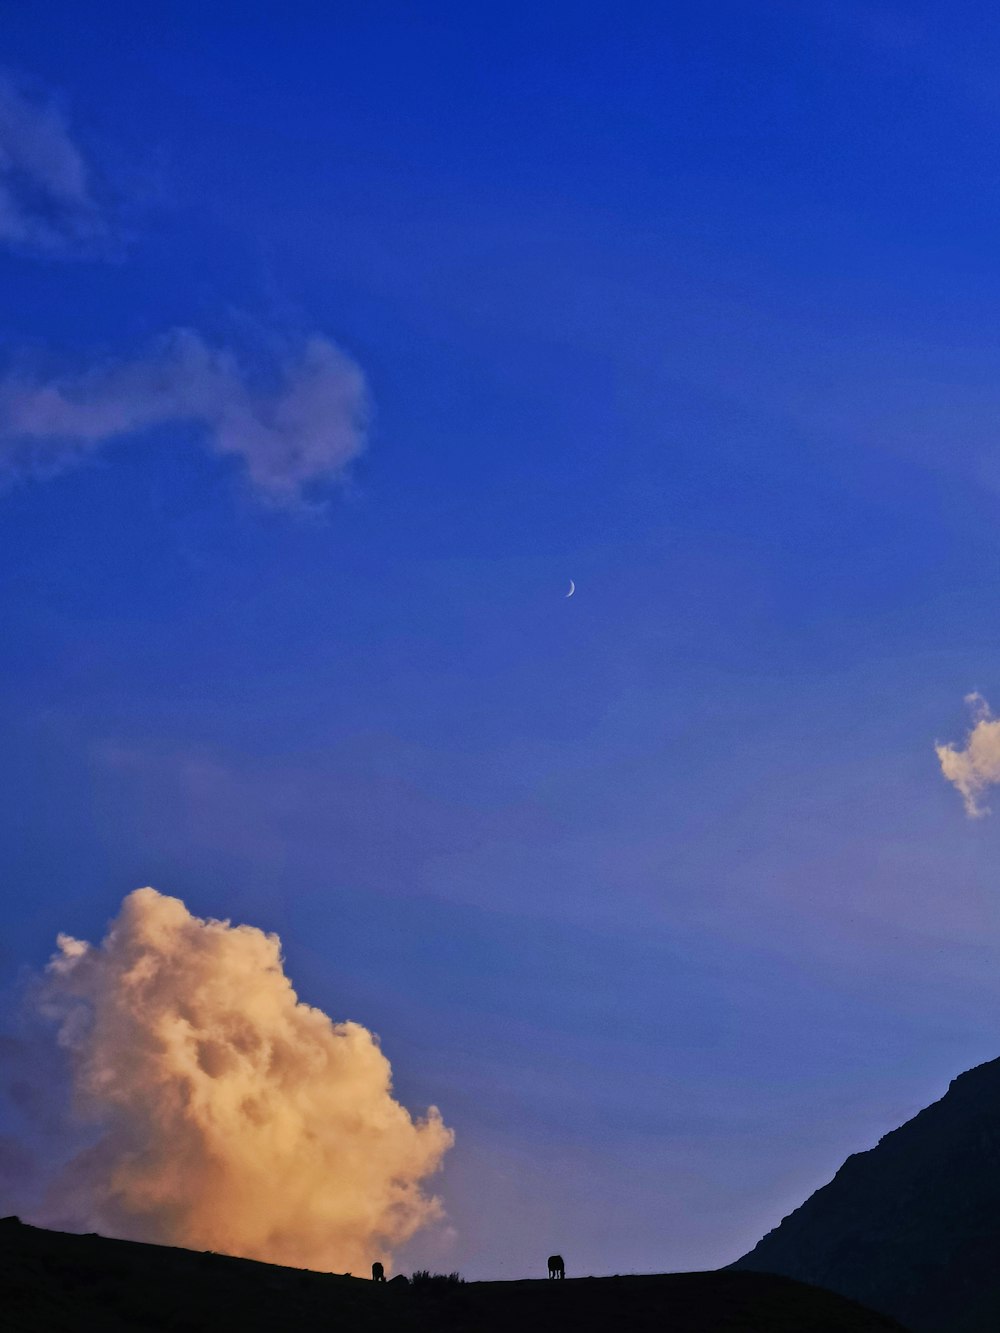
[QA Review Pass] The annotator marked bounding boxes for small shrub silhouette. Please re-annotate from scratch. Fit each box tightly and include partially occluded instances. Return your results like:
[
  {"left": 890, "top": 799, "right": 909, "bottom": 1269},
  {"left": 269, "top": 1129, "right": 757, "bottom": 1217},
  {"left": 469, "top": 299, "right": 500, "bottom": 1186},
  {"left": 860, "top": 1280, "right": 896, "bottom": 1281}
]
[{"left": 410, "top": 1270, "right": 465, "bottom": 1288}]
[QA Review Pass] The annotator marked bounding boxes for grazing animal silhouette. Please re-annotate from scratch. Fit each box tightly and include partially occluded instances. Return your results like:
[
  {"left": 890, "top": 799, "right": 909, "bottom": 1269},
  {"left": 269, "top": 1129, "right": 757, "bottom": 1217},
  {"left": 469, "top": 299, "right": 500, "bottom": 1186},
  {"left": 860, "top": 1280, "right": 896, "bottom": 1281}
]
[
  {"left": 371, "top": 1261, "right": 385, "bottom": 1282},
  {"left": 547, "top": 1254, "right": 565, "bottom": 1280}
]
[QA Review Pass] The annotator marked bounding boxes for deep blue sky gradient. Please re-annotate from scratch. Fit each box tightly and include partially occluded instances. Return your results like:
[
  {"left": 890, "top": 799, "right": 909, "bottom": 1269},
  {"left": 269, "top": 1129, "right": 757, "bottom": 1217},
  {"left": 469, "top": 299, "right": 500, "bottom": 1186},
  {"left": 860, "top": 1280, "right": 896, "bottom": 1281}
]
[{"left": 4, "top": 0, "right": 1000, "bottom": 1276}]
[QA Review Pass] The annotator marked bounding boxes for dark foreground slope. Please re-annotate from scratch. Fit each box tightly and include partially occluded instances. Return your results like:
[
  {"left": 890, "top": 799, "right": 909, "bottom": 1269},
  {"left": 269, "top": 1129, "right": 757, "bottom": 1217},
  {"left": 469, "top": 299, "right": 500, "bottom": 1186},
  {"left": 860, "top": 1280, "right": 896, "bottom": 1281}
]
[
  {"left": 733, "top": 1056, "right": 1000, "bottom": 1333},
  {"left": 0, "top": 1217, "right": 904, "bottom": 1332}
]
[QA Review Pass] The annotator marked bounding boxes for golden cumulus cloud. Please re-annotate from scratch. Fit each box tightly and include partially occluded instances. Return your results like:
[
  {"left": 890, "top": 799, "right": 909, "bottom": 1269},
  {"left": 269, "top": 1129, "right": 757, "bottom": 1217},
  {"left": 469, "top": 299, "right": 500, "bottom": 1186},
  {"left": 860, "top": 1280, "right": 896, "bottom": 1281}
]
[{"left": 36, "top": 888, "right": 453, "bottom": 1273}]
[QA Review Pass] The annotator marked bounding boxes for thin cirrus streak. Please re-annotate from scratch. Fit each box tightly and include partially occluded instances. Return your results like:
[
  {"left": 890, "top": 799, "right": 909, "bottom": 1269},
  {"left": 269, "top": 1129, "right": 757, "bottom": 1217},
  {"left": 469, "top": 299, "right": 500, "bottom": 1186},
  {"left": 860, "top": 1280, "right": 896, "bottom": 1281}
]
[
  {"left": 0, "top": 75, "right": 106, "bottom": 254},
  {"left": 33, "top": 888, "right": 453, "bottom": 1274}
]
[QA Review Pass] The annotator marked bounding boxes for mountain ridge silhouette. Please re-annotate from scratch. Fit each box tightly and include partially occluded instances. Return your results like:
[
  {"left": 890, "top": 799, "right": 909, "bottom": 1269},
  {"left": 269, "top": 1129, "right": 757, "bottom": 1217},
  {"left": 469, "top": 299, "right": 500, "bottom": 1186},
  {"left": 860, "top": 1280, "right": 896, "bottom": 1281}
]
[{"left": 733, "top": 1055, "right": 1000, "bottom": 1333}]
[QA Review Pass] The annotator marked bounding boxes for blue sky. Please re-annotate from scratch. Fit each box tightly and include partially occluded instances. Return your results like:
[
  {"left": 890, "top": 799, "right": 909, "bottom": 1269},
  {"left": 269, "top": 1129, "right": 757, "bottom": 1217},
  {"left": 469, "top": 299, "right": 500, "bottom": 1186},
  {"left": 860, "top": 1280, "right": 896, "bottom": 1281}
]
[{"left": 4, "top": 0, "right": 1000, "bottom": 1278}]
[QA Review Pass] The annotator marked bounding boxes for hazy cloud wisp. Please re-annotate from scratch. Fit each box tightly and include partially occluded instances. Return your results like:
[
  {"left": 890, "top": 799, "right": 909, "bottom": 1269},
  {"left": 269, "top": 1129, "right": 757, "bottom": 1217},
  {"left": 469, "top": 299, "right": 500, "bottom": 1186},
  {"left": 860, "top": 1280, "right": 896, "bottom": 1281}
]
[
  {"left": 935, "top": 692, "right": 1000, "bottom": 818},
  {"left": 34, "top": 888, "right": 453, "bottom": 1272},
  {"left": 0, "top": 330, "right": 369, "bottom": 504},
  {"left": 0, "top": 77, "right": 105, "bottom": 253}
]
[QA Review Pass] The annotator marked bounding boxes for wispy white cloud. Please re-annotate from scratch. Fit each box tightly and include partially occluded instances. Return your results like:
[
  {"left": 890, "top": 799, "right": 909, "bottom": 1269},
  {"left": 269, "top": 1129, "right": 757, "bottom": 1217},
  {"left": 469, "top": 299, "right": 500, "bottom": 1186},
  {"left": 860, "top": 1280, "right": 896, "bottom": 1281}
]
[
  {"left": 935, "top": 692, "right": 1000, "bottom": 817},
  {"left": 0, "top": 330, "right": 369, "bottom": 505},
  {"left": 0, "top": 75, "right": 105, "bottom": 254}
]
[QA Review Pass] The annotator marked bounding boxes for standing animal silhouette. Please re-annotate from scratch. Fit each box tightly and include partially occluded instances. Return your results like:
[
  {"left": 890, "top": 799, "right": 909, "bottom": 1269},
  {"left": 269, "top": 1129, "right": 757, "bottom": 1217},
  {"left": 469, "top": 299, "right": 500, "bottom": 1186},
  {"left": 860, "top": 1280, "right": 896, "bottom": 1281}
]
[
  {"left": 547, "top": 1254, "right": 565, "bottom": 1280},
  {"left": 371, "top": 1262, "right": 385, "bottom": 1282}
]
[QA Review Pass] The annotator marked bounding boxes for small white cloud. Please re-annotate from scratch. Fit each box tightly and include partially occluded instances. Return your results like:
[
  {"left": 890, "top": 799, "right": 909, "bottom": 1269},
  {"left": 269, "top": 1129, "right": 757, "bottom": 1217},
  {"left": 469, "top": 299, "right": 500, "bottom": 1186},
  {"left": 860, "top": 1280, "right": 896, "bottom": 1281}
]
[
  {"left": 0, "top": 76, "right": 105, "bottom": 254},
  {"left": 935, "top": 692, "right": 1000, "bottom": 818},
  {"left": 0, "top": 330, "right": 369, "bottom": 506}
]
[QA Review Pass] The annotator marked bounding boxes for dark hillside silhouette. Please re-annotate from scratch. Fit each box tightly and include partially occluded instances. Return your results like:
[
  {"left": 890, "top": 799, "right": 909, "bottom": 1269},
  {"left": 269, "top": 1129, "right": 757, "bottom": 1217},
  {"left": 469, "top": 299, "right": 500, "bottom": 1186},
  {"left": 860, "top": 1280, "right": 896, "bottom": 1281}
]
[
  {"left": 0, "top": 1217, "right": 904, "bottom": 1331},
  {"left": 733, "top": 1056, "right": 1000, "bottom": 1333}
]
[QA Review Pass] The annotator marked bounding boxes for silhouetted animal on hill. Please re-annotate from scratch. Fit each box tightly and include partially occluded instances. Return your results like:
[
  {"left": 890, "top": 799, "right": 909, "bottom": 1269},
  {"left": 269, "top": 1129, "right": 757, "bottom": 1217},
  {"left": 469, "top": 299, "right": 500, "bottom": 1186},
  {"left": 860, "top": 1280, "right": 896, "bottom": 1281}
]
[
  {"left": 371, "top": 1261, "right": 385, "bottom": 1282},
  {"left": 548, "top": 1254, "right": 565, "bottom": 1279},
  {"left": 0, "top": 1220, "right": 910, "bottom": 1331}
]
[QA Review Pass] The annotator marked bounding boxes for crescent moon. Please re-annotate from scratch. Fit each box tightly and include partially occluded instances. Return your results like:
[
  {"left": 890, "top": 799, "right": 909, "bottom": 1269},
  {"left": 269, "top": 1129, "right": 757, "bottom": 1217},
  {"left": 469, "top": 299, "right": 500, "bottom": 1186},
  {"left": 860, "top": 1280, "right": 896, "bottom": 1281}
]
[{"left": 566, "top": 580, "right": 575, "bottom": 598}]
